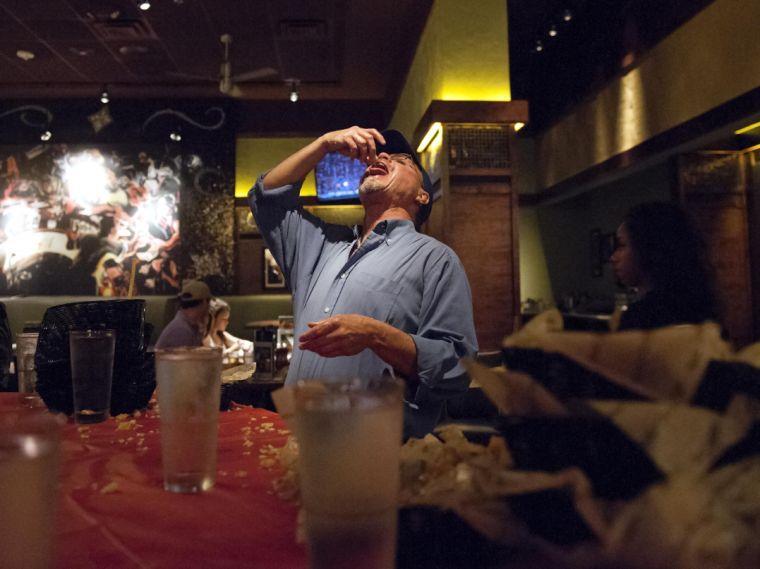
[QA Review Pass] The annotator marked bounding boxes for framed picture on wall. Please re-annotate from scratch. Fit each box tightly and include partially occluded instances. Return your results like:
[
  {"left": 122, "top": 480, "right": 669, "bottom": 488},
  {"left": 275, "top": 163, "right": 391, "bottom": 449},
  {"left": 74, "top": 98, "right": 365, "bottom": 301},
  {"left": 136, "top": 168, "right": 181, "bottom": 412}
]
[
  {"left": 590, "top": 229, "right": 616, "bottom": 278},
  {"left": 236, "top": 206, "right": 259, "bottom": 236},
  {"left": 263, "top": 248, "right": 286, "bottom": 289}
]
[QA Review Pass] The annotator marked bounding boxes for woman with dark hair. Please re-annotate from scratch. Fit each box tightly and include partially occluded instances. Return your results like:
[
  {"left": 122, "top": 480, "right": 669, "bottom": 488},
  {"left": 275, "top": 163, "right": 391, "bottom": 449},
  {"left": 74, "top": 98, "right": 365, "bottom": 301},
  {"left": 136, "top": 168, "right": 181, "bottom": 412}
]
[
  {"left": 203, "top": 298, "right": 253, "bottom": 365},
  {"left": 611, "top": 201, "right": 720, "bottom": 331}
]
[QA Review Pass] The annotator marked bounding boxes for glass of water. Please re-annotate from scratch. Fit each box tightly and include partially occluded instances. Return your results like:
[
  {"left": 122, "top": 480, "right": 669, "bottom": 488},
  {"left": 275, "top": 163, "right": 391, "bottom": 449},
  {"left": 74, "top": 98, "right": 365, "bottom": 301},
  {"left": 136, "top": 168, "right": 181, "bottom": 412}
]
[
  {"left": 69, "top": 329, "right": 116, "bottom": 424},
  {"left": 293, "top": 378, "right": 404, "bottom": 569},
  {"left": 155, "top": 347, "right": 223, "bottom": 493}
]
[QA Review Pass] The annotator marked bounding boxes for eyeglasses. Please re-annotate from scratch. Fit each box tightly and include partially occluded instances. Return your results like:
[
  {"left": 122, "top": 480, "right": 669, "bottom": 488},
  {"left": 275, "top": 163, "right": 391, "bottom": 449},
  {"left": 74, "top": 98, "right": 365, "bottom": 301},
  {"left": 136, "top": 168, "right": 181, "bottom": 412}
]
[{"left": 388, "top": 153, "right": 414, "bottom": 166}]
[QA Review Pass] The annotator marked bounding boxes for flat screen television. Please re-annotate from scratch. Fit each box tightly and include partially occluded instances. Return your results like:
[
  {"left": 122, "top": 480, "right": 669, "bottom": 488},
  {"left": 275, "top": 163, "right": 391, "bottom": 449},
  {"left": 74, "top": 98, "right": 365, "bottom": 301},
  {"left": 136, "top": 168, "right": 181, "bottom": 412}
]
[{"left": 314, "top": 152, "right": 365, "bottom": 201}]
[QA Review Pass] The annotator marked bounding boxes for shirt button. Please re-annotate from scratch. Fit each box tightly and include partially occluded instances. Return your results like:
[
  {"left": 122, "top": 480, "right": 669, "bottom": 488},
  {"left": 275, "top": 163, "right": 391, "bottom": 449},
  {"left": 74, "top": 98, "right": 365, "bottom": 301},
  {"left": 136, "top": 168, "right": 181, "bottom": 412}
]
[{"left": 324, "top": 307, "right": 330, "bottom": 313}]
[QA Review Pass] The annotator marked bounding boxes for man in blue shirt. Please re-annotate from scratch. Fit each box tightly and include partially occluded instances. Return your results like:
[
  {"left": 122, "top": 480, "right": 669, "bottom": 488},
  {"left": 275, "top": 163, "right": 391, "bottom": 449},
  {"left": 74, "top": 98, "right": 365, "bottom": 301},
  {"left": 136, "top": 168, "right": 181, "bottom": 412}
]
[{"left": 249, "top": 126, "right": 478, "bottom": 436}]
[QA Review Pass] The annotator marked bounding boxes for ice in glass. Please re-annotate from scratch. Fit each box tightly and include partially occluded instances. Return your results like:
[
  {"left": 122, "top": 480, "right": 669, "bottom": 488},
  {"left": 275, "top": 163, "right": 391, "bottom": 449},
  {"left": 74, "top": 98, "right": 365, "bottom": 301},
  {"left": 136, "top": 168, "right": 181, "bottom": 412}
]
[
  {"left": 293, "top": 379, "right": 404, "bottom": 569},
  {"left": 155, "top": 347, "right": 222, "bottom": 493}
]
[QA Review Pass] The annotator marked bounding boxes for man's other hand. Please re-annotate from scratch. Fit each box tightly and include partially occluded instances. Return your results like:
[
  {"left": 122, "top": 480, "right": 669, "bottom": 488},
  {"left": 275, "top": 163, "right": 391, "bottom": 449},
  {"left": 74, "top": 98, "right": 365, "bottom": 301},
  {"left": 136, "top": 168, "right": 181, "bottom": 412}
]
[
  {"left": 299, "top": 314, "right": 377, "bottom": 357},
  {"left": 318, "top": 127, "right": 386, "bottom": 164}
]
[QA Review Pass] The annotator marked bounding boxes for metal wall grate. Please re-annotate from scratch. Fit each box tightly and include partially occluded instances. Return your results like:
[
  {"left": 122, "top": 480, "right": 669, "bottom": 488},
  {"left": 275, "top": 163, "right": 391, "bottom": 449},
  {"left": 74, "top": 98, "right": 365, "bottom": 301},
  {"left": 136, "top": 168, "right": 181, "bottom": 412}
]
[{"left": 448, "top": 125, "right": 510, "bottom": 169}]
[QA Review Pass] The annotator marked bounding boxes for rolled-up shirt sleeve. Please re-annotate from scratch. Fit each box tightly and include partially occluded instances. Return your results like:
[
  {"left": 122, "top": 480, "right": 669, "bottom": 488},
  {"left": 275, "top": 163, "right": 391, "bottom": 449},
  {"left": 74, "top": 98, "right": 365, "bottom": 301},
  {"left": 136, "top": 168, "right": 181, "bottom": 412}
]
[
  {"left": 409, "top": 249, "right": 478, "bottom": 392},
  {"left": 248, "top": 174, "right": 330, "bottom": 294}
]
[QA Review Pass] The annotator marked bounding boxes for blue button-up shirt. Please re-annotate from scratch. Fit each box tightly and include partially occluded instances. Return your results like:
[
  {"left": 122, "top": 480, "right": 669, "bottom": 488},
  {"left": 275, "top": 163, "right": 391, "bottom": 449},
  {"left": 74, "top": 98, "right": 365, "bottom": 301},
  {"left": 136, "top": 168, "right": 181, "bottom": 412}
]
[{"left": 249, "top": 175, "right": 478, "bottom": 436}]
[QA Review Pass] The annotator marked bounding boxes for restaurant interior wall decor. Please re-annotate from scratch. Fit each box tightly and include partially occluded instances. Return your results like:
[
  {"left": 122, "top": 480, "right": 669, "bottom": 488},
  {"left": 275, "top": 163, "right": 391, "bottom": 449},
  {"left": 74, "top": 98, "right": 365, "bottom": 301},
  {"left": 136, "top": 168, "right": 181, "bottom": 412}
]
[{"left": 0, "top": 142, "right": 234, "bottom": 296}]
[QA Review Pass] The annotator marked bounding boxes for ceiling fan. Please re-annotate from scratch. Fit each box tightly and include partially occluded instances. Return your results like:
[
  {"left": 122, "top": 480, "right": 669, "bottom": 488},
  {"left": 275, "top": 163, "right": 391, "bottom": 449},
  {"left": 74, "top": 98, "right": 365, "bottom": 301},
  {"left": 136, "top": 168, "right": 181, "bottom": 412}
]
[{"left": 170, "top": 33, "right": 278, "bottom": 97}]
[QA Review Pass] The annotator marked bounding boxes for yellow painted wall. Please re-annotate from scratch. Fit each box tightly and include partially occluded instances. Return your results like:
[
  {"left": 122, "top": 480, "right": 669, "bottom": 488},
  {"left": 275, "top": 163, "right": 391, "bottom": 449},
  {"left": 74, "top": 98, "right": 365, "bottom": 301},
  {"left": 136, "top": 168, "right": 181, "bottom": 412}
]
[
  {"left": 235, "top": 137, "right": 316, "bottom": 198},
  {"left": 389, "top": 0, "right": 511, "bottom": 138},
  {"left": 536, "top": 0, "right": 760, "bottom": 191}
]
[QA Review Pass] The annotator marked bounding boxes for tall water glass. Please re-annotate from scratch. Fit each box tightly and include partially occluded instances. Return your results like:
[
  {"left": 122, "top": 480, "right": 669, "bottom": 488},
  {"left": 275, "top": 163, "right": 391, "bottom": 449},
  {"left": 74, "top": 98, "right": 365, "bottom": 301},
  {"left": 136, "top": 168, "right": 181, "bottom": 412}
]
[
  {"left": 69, "top": 329, "right": 116, "bottom": 424},
  {"left": 293, "top": 378, "right": 404, "bottom": 569},
  {"left": 0, "top": 409, "right": 63, "bottom": 569},
  {"left": 155, "top": 347, "right": 222, "bottom": 493},
  {"left": 16, "top": 332, "right": 40, "bottom": 395}
]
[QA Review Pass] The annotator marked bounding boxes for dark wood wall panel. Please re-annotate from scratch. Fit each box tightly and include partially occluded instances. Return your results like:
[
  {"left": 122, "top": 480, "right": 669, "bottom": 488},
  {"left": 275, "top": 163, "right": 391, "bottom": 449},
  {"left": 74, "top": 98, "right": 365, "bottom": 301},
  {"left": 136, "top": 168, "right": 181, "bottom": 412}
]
[
  {"left": 235, "top": 238, "right": 266, "bottom": 295},
  {"left": 678, "top": 152, "right": 753, "bottom": 347}
]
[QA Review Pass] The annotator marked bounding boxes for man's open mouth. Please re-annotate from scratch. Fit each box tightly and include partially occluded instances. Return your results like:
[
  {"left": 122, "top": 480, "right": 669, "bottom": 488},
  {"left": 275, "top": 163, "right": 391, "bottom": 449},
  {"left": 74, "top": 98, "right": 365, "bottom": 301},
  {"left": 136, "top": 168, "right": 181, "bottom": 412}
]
[{"left": 364, "top": 162, "right": 389, "bottom": 178}]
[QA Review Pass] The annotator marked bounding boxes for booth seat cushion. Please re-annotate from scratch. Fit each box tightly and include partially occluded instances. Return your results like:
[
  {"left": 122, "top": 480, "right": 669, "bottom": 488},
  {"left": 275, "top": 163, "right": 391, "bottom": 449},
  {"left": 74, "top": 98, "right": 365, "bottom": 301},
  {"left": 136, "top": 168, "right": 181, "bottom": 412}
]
[
  {"left": 218, "top": 295, "right": 293, "bottom": 340},
  {"left": 0, "top": 294, "right": 292, "bottom": 346}
]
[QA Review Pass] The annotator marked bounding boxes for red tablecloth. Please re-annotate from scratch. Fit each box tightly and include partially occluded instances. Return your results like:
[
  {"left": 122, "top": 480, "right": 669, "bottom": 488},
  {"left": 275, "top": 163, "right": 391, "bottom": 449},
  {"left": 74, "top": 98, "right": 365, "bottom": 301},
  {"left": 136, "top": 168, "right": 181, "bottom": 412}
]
[{"left": 1, "top": 394, "right": 306, "bottom": 569}]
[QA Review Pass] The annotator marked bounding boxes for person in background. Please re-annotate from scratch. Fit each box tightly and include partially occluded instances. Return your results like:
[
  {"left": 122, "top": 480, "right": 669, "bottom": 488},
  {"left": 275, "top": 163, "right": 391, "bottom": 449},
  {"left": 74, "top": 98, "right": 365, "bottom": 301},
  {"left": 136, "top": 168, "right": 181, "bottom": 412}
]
[
  {"left": 611, "top": 201, "right": 720, "bottom": 331},
  {"left": 249, "top": 126, "right": 478, "bottom": 438},
  {"left": 204, "top": 298, "right": 253, "bottom": 364},
  {"left": 155, "top": 280, "right": 211, "bottom": 349}
]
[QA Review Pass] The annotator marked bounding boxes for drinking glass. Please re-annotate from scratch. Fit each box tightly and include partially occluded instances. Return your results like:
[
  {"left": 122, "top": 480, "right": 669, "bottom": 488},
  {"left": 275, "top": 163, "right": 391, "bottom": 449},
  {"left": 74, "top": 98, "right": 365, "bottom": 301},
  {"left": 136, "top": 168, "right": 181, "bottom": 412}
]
[
  {"left": 16, "top": 332, "right": 40, "bottom": 396},
  {"left": 293, "top": 378, "right": 404, "bottom": 569},
  {"left": 0, "top": 408, "right": 64, "bottom": 569},
  {"left": 69, "top": 329, "right": 116, "bottom": 424},
  {"left": 155, "top": 347, "right": 222, "bottom": 493}
]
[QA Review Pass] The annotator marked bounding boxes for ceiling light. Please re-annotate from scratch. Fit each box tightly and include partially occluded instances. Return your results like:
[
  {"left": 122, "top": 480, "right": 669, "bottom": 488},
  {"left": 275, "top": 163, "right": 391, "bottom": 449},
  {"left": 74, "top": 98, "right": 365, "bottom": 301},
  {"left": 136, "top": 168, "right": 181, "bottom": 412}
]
[
  {"left": 417, "top": 122, "right": 442, "bottom": 153},
  {"left": 16, "top": 50, "right": 35, "bottom": 61},
  {"left": 138, "top": 1, "right": 151, "bottom": 11},
  {"left": 69, "top": 47, "right": 94, "bottom": 57},
  {"left": 548, "top": 25, "right": 558, "bottom": 37},
  {"left": 40, "top": 130, "right": 52, "bottom": 142},
  {"left": 535, "top": 40, "right": 544, "bottom": 53},
  {"left": 513, "top": 122, "right": 525, "bottom": 132},
  {"left": 288, "top": 80, "right": 300, "bottom": 103},
  {"left": 119, "top": 45, "right": 149, "bottom": 56},
  {"left": 735, "top": 121, "right": 760, "bottom": 135},
  {"left": 100, "top": 88, "right": 110, "bottom": 104},
  {"left": 563, "top": 9, "right": 573, "bottom": 22},
  {"left": 169, "top": 131, "right": 182, "bottom": 142}
]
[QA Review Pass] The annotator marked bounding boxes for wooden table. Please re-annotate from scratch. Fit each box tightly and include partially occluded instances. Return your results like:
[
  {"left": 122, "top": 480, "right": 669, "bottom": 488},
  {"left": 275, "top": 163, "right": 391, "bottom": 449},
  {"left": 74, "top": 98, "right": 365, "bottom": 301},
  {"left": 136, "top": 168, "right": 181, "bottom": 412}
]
[{"left": 0, "top": 394, "right": 306, "bottom": 569}]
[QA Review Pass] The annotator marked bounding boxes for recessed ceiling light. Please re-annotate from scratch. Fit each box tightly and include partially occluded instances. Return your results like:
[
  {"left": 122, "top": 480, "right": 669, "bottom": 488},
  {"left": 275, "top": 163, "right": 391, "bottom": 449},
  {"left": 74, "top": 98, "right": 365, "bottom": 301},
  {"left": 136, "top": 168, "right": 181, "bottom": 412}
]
[
  {"left": 287, "top": 79, "right": 300, "bottom": 103},
  {"left": 563, "top": 9, "right": 573, "bottom": 22},
  {"left": 119, "top": 45, "right": 149, "bottom": 56},
  {"left": 40, "top": 130, "right": 52, "bottom": 142},
  {"left": 169, "top": 131, "right": 182, "bottom": 142},
  {"left": 138, "top": 1, "right": 151, "bottom": 11},
  {"left": 535, "top": 40, "right": 544, "bottom": 53},
  {"left": 69, "top": 47, "right": 94, "bottom": 57},
  {"left": 548, "top": 25, "right": 558, "bottom": 37},
  {"left": 16, "top": 50, "right": 35, "bottom": 61}
]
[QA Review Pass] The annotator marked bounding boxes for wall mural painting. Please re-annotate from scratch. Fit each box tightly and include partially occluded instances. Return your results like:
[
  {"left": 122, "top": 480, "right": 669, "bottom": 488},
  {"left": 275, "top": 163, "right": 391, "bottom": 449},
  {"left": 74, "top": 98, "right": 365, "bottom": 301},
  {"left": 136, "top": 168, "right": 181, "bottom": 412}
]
[{"left": 0, "top": 143, "right": 233, "bottom": 296}]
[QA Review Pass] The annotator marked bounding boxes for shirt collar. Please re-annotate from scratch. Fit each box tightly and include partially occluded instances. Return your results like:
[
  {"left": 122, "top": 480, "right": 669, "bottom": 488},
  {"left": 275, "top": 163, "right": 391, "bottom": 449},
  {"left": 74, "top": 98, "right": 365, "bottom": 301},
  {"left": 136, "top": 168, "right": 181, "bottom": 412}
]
[{"left": 352, "top": 219, "right": 416, "bottom": 241}]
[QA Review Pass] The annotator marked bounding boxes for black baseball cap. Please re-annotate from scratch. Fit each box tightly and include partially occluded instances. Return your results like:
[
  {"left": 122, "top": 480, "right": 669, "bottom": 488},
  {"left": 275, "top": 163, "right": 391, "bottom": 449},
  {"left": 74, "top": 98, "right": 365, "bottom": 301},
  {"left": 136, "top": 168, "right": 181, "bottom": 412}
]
[{"left": 376, "top": 129, "right": 433, "bottom": 225}]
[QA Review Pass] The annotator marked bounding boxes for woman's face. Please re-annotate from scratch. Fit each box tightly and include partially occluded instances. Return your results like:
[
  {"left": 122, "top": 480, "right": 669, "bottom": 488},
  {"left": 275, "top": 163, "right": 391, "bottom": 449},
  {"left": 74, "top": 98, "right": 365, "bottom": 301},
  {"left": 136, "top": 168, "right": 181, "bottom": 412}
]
[
  {"left": 214, "top": 309, "right": 230, "bottom": 333},
  {"left": 611, "top": 223, "right": 645, "bottom": 287}
]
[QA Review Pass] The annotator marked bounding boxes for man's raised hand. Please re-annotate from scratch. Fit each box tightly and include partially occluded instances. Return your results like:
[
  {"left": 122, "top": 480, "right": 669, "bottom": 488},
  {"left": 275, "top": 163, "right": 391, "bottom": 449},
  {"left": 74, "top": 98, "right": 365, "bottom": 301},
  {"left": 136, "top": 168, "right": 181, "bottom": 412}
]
[{"left": 318, "top": 126, "right": 386, "bottom": 164}]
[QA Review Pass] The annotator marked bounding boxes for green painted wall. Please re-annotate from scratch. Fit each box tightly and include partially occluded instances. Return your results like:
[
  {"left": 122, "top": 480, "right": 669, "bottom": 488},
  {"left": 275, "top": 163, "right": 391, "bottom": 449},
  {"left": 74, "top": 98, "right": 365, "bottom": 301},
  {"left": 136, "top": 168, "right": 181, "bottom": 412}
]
[
  {"left": 389, "top": 0, "right": 511, "bottom": 139},
  {"left": 536, "top": 162, "right": 672, "bottom": 305},
  {"left": 235, "top": 137, "right": 316, "bottom": 198},
  {"left": 519, "top": 207, "right": 554, "bottom": 305}
]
